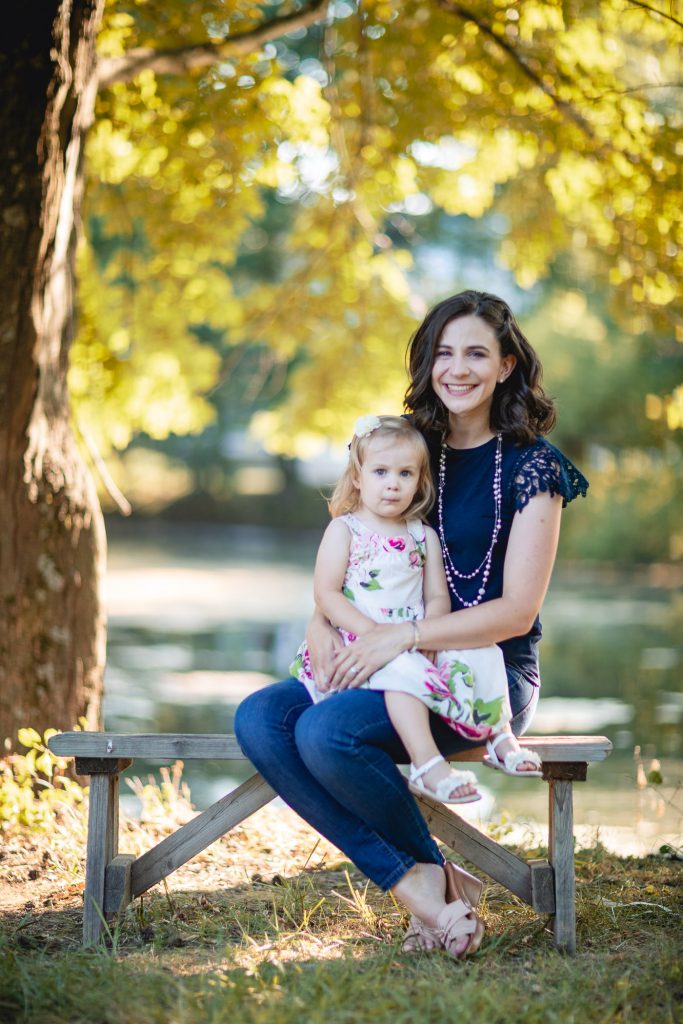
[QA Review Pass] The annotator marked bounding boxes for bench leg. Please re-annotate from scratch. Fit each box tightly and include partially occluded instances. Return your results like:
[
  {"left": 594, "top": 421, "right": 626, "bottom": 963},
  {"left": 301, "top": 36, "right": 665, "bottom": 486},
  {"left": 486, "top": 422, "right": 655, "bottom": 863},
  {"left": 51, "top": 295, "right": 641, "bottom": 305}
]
[
  {"left": 77, "top": 758, "right": 132, "bottom": 946},
  {"left": 83, "top": 773, "right": 120, "bottom": 944},
  {"left": 548, "top": 776, "right": 577, "bottom": 954}
]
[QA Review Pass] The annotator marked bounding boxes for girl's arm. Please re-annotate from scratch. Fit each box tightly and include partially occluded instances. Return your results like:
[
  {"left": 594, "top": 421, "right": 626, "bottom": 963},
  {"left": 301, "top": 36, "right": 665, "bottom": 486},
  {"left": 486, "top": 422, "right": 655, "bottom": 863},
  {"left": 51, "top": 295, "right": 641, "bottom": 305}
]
[
  {"left": 328, "top": 491, "right": 563, "bottom": 686},
  {"left": 313, "top": 519, "right": 376, "bottom": 638}
]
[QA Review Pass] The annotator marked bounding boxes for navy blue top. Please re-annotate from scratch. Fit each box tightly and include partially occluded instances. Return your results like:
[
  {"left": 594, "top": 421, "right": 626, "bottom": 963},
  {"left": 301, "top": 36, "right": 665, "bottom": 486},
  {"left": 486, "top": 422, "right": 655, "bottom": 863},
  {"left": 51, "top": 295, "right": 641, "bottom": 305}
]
[{"left": 425, "top": 434, "right": 589, "bottom": 686}]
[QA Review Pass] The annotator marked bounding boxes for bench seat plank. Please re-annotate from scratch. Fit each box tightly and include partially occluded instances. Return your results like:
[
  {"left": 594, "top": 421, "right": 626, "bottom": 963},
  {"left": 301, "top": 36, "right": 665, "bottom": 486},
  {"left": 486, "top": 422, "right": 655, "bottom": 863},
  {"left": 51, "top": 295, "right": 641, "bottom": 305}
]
[
  {"left": 449, "top": 736, "right": 612, "bottom": 763},
  {"left": 50, "top": 733, "right": 246, "bottom": 760},
  {"left": 49, "top": 732, "right": 612, "bottom": 763}
]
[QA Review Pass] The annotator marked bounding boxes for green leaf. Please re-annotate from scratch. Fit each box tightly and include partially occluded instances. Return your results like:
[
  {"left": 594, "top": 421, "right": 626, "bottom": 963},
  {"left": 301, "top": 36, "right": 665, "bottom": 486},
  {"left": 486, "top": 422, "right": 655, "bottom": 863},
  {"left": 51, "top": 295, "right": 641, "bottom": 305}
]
[{"left": 17, "top": 728, "right": 42, "bottom": 750}]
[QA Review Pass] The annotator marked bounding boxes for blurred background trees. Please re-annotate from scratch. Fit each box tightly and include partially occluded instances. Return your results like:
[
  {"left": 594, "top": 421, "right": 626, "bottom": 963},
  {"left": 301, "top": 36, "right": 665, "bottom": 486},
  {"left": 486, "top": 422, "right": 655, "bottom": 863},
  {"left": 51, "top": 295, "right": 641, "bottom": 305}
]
[
  {"left": 73, "top": 0, "right": 682, "bottom": 562},
  {"left": 1, "top": 0, "right": 679, "bottom": 745},
  {"left": 3, "top": 0, "right": 678, "bottom": 795}
]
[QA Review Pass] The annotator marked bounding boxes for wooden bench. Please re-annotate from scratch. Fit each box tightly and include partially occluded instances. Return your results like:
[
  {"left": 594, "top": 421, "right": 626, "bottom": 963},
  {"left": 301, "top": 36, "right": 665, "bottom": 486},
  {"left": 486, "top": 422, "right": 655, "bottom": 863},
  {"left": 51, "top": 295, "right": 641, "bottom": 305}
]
[{"left": 48, "top": 732, "right": 612, "bottom": 953}]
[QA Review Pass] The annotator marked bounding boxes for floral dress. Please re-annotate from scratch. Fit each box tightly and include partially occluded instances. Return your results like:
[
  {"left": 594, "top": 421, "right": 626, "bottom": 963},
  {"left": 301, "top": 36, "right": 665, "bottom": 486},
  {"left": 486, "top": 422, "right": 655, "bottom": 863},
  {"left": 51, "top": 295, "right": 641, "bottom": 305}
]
[{"left": 290, "top": 514, "right": 511, "bottom": 740}]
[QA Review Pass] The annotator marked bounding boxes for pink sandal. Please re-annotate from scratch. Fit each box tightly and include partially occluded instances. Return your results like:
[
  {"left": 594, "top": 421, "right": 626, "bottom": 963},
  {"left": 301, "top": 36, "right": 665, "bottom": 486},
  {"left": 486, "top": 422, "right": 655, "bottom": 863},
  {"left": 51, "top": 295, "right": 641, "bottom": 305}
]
[{"left": 402, "top": 862, "right": 485, "bottom": 958}]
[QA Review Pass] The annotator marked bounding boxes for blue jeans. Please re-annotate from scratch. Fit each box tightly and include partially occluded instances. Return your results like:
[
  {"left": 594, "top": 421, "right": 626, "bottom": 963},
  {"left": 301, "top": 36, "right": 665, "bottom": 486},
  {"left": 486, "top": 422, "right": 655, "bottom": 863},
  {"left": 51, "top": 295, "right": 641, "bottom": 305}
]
[{"left": 234, "top": 667, "right": 538, "bottom": 891}]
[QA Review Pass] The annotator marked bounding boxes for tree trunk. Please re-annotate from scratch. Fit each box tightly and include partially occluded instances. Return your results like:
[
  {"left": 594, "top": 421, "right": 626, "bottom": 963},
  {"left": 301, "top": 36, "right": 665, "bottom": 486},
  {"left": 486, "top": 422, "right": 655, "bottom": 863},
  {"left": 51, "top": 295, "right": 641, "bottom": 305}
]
[{"left": 0, "top": 1, "right": 106, "bottom": 747}]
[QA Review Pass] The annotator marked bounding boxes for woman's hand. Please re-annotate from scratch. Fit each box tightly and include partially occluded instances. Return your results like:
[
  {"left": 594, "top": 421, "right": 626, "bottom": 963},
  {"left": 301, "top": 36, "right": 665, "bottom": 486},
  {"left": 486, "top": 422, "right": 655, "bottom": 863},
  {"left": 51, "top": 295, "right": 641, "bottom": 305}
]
[
  {"left": 306, "top": 614, "right": 344, "bottom": 692},
  {"left": 328, "top": 622, "right": 412, "bottom": 690}
]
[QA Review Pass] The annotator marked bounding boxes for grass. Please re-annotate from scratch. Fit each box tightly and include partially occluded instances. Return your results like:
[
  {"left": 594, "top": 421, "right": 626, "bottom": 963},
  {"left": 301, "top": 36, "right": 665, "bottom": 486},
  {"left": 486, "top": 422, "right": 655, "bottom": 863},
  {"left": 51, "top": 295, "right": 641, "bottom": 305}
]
[
  {"left": 0, "top": 884, "right": 680, "bottom": 1024},
  {"left": 0, "top": 763, "right": 681, "bottom": 1024}
]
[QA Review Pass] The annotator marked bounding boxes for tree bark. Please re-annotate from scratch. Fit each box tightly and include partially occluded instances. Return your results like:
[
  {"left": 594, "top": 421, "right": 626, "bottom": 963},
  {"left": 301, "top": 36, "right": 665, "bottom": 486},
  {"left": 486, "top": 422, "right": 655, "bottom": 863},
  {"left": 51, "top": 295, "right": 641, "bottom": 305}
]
[{"left": 0, "top": 1, "right": 106, "bottom": 747}]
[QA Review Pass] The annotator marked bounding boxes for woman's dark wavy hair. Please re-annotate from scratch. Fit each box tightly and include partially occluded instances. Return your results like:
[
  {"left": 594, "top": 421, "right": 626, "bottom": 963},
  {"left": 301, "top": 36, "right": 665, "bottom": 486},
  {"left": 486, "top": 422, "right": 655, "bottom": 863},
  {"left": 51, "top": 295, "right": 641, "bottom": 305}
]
[{"left": 404, "top": 290, "right": 556, "bottom": 444}]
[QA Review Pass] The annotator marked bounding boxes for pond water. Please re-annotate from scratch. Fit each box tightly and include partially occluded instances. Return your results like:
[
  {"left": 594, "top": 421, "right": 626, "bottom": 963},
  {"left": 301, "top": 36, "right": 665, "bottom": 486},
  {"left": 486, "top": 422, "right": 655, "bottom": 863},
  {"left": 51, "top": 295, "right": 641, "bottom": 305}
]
[{"left": 104, "top": 520, "right": 683, "bottom": 856}]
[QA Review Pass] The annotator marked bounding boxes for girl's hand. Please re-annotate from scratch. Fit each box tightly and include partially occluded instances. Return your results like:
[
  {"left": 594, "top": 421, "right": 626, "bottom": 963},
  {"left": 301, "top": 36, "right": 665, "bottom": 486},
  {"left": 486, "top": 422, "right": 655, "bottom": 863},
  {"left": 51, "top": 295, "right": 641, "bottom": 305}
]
[
  {"left": 306, "top": 615, "right": 344, "bottom": 692},
  {"left": 328, "top": 623, "right": 412, "bottom": 690}
]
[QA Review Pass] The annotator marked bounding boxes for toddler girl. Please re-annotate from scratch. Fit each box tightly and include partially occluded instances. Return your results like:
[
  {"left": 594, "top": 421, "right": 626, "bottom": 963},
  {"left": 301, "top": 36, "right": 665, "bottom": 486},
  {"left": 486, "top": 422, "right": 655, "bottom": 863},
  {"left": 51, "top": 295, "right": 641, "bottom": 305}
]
[{"left": 290, "top": 415, "right": 541, "bottom": 803}]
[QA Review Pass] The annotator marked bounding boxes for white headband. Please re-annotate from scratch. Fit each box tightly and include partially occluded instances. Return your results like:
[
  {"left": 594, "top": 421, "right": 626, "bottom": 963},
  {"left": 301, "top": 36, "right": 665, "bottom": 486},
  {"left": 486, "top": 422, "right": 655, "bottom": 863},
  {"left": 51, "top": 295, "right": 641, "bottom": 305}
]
[{"left": 353, "top": 415, "right": 382, "bottom": 439}]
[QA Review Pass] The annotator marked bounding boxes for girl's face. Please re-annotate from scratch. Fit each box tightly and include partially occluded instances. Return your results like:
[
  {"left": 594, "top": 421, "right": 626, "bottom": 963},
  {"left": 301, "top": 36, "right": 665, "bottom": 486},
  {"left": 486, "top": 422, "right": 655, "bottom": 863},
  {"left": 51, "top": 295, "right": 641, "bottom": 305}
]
[
  {"left": 431, "top": 315, "right": 516, "bottom": 422},
  {"left": 353, "top": 436, "right": 422, "bottom": 524}
]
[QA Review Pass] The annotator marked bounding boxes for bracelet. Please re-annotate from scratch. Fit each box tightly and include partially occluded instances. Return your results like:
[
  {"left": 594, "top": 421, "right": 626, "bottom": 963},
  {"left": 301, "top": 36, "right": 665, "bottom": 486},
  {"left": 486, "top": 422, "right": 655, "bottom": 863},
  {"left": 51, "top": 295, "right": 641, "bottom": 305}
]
[{"left": 409, "top": 621, "right": 420, "bottom": 653}]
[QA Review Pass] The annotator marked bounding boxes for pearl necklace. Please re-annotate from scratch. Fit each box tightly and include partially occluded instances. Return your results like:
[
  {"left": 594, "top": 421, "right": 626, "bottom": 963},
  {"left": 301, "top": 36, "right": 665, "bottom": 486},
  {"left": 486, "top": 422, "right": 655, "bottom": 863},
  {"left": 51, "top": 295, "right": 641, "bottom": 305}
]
[{"left": 437, "top": 433, "right": 503, "bottom": 608}]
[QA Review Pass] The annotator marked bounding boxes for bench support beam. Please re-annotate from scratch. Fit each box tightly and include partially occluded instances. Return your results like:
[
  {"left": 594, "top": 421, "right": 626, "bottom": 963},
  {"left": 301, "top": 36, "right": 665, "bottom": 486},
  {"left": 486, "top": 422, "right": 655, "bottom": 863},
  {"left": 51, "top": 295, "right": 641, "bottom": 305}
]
[
  {"left": 415, "top": 793, "right": 555, "bottom": 913},
  {"left": 104, "top": 854, "right": 134, "bottom": 914},
  {"left": 131, "top": 772, "right": 275, "bottom": 898}
]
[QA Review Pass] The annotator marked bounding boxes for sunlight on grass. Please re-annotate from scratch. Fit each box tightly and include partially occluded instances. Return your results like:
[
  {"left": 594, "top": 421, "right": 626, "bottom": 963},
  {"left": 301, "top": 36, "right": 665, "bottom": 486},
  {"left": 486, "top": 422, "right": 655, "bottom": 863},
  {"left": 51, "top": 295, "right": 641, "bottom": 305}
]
[{"left": 1, "top": 746, "right": 681, "bottom": 1023}]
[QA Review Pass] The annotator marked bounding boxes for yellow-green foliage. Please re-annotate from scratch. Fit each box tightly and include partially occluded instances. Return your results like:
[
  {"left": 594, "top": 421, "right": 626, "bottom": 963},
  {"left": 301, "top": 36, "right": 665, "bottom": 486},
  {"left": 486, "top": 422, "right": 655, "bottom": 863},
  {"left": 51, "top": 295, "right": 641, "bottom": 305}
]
[
  {"left": 125, "top": 761, "right": 194, "bottom": 828},
  {"left": 71, "top": 0, "right": 681, "bottom": 455},
  {"left": 0, "top": 729, "right": 85, "bottom": 832}
]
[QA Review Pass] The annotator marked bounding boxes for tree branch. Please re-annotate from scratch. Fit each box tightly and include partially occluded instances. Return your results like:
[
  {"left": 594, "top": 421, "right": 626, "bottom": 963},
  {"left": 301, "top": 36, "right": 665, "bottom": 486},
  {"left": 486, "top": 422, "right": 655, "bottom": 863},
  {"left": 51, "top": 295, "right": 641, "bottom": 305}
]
[
  {"left": 433, "top": 0, "right": 596, "bottom": 140},
  {"left": 583, "top": 80, "right": 683, "bottom": 101},
  {"left": 623, "top": 0, "right": 683, "bottom": 30},
  {"left": 97, "top": 0, "right": 329, "bottom": 88},
  {"left": 77, "top": 420, "right": 132, "bottom": 516}
]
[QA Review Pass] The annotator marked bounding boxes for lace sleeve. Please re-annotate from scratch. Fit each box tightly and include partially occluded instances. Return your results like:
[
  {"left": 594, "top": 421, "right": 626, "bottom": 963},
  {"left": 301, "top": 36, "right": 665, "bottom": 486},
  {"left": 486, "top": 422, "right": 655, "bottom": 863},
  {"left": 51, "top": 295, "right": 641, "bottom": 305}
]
[{"left": 510, "top": 441, "right": 589, "bottom": 512}]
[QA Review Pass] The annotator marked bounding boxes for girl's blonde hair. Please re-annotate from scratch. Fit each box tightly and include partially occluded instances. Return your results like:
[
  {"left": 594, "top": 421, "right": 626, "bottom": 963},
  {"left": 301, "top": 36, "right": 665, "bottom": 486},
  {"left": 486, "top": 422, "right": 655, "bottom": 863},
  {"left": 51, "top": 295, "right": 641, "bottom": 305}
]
[{"left": 329, "top": 416, "right": 434, "bottom": 520}]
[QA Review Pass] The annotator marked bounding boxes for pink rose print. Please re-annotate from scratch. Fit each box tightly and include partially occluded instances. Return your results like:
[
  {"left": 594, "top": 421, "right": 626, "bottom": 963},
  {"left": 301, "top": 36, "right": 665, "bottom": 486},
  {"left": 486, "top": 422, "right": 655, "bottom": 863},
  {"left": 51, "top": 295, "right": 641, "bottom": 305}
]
[
  {"left": 388, "top": 537, "right": 406, "bottom": 551},
  {"left": 409, "top": 549, "right": 422, "bottom": 568},
  {"left": 425, "top": 671, "right": 462, "bottom": 707},
  {"left": 453, "top": 720, "right": 493, "bottom": 740}
]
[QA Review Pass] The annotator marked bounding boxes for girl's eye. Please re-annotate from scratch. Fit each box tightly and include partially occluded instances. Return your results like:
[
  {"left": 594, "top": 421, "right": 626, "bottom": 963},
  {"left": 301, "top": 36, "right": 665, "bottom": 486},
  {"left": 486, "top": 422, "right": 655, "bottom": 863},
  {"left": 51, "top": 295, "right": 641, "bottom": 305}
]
[
  {"left": 400, "top": 470, "right": 414, "bottom": 478},
  {"left": 374, "top": 468, "right": 386, "bottom": 476}
]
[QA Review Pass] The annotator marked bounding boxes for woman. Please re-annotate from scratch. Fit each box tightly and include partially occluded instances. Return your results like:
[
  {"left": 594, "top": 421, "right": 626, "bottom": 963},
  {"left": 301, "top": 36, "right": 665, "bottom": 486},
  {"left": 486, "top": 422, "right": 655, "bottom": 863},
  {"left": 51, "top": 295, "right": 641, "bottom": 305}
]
[{"left": 235, "top": 290, "right": 588, "bottom": 958}]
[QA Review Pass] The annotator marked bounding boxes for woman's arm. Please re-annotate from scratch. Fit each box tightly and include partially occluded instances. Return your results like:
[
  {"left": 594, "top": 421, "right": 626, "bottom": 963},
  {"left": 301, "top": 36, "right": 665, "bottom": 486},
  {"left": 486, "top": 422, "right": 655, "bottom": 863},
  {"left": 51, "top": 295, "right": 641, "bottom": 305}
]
[
  {"left": 419, "top": 527, "right": 451, "bottom": 662},
  {"left": 422, "top": 526, "right": 452, "bottom": 619},
  {"left": 328, "top": 491, "right": 563, "bottom": 686},
  {"left": 419, "top": 489, "right": 563, "bottom": 647},
  {"left": 304, "top": 608, "right": 344, "bottom": 692}
]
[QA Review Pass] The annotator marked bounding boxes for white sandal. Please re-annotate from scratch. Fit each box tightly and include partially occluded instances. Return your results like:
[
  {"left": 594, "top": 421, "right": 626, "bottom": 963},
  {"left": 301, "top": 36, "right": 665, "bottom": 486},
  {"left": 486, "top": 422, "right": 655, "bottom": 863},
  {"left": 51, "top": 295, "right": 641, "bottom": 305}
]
[
  {"left": 483, "top": 733, "right": 543, "bottom": 777},
  {"left": 409, "top": 754, "right": 481, "bottom": 804}
]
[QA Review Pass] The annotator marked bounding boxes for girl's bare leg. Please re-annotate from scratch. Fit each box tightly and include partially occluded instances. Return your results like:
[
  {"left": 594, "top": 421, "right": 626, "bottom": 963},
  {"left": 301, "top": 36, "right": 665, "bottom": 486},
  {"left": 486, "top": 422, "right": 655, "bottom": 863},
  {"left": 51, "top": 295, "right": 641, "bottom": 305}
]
[{"left": 384, "top": 691, "right": 478, "bottom": 799}]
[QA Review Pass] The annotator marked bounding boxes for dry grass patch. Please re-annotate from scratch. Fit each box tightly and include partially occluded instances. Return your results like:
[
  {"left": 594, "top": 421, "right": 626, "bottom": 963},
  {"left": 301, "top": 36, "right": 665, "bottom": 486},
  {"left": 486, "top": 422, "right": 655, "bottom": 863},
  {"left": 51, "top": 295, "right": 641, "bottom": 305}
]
[{"left": 1, "top": 751, "right": 681, "bottom": 1023}]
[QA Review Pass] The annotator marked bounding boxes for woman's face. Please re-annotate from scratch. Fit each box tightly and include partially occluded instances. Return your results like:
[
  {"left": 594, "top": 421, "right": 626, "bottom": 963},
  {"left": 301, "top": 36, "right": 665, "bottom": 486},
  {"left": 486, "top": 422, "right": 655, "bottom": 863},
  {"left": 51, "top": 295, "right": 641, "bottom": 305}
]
[{"left": 430, "top": 315, "right": 516, "bottom": 422}]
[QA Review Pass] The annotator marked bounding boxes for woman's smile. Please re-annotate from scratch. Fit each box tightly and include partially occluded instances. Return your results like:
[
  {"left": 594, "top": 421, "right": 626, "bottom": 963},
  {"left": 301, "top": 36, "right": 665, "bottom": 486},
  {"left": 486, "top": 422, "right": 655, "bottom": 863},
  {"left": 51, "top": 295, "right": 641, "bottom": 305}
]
[{"left": 441, "top": 383, "right": 477, "bottom": 395}]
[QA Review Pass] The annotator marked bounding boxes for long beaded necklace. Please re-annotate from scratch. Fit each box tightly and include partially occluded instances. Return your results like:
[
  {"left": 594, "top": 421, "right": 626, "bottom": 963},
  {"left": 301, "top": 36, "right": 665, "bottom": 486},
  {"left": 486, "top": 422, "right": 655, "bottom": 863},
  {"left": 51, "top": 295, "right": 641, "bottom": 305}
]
[{"left": 437, "top": 433, "right": 503, "bottom": 608}]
